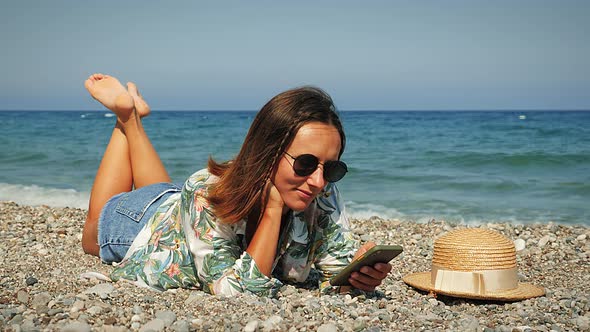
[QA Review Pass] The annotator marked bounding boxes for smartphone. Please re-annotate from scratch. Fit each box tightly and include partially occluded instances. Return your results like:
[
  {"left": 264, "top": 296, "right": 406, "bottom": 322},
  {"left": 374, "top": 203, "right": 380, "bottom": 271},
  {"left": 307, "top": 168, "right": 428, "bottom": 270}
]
[{"left": 329, "top": 244, "right": 403, "bottom": 286}]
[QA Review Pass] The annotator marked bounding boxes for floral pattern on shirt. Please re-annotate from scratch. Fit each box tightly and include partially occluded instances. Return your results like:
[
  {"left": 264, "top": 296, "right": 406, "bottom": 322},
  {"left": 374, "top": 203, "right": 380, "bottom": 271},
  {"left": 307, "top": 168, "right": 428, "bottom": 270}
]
[{"left": 110, "top": 169, "right": 358, "bottom": 297}]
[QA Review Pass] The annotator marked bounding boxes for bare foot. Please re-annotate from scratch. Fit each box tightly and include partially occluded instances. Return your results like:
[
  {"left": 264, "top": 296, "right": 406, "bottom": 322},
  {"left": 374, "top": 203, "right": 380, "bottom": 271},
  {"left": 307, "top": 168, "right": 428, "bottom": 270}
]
[
  {"left": 84, "top": 73, "right": 135, "bottom": 121},
  {"left": 127, "top": 82, "right": 150, "bottom": 118}
]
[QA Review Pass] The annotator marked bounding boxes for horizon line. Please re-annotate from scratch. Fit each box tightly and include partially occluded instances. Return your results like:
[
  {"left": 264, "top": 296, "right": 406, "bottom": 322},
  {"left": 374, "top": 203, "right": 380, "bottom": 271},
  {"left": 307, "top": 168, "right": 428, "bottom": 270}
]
[{"left": 1, "top": 109, "right": 590, "bottom": 112}]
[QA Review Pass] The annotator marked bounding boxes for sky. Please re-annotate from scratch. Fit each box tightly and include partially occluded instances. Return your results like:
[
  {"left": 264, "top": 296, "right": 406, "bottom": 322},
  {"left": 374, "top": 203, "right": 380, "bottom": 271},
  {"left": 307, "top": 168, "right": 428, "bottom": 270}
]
[{"left": 1, "top": 1, "right": 589, "bottom": 111}]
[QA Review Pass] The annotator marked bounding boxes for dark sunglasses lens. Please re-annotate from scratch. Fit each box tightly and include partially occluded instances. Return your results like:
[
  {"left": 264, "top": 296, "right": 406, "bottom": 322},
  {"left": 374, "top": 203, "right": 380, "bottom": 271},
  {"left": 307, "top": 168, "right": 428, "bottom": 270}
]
[
  {"left": 293, "top": 154, "right": 319, "bottom": 176},
  {"left": 324, "top": 161, "right": 348, "bottom": 182}
]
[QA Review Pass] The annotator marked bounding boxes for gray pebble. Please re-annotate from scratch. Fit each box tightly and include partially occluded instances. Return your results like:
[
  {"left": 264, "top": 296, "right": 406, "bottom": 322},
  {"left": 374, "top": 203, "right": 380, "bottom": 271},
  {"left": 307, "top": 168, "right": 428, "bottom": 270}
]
[
  {"left": 61, "top": 321, "right": 92, "bottom": 332},
  {"left": 17, "top": 289, "right": 29, "bottom": 304},
  {"left": 25, "top": 276, "right": 38, "bottom": 286},
  {"left": 155, "top": 310, "right": 176, "bottom": 326},
  {"left": 140, "top": 318, "right": 166, "bottom": 332},
  {"left": 460, "top": 316, "right": 480, "bottom": 331},
  {"left": 317, "top": 323, "right": 338, "bottom": 332},
  {"left": 171, "top": 319, "right": 190, "bottom": 332},
  {"left": 35, "top": 304, "right": 49, "bottom": 315},
  {"left": 353, "top": 318, "right": 366, "bottom": 332},
  {"left": 360, "top": 234, "right": 372, "bottom": 242},
  {"left": 9, "top": 314, "right": 24, "bottom": 325},
  {"left": 86, "top": 305, "right": 102, "bottom": 316},
  {"left": 576, "top": 316, "right": 590, "bottom": 330},
  {"left": 84, "top": 283, "right": 115, "bottom": 299},
  {"left": 132, "top": 305, "right": 143, "bottom": 314},
  {"left": 101, "top": 326, "right": 128, "bottom": 332},
  {"left": 20, "top": 319, "right": 39, "bottom": 332},
  {"left": 47, "top": 308, "right": 64, "bottom": 316},
  {"left": 143, "top": 295, "right": 157, "bottom": 303},
  {"left": 262, "top": 315, "right": 283, "bottom": 330},
  {"left": 33, "top": 292, "right": 51, "bottom": 306}
]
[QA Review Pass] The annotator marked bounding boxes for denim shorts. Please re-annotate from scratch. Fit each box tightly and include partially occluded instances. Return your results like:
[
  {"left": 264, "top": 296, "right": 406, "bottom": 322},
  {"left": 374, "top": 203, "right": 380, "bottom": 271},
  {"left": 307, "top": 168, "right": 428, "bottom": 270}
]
[{"left": 98, "top": 182, "right": 182, "bottom": 264}]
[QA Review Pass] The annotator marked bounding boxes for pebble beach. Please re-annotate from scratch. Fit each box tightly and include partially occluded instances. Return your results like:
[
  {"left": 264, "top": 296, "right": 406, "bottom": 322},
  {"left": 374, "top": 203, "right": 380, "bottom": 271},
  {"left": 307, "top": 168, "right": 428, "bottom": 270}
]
[{"left": 0, "top": 201, "right": 588, "bottom": 332}]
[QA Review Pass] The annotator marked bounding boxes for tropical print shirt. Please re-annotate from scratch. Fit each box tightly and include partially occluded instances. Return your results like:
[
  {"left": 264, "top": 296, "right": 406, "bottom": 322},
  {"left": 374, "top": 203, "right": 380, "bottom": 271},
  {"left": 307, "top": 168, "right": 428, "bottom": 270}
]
[{"left": 110, "top": 169, "right": 359, "bottom": 297}]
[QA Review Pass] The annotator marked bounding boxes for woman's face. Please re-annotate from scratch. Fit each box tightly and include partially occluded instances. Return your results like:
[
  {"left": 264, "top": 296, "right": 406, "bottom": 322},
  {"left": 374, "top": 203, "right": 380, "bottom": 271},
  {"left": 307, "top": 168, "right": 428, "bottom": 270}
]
[{"left": 272, "top": 122, "right": 342, "bottom": 213}]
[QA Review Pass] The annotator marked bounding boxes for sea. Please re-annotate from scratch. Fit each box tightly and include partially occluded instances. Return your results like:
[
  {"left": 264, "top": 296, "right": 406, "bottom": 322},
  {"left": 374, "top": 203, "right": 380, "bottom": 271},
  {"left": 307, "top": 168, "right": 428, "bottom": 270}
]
[{"left": 1, "top": 110, "right": 589, "bottom": 226}]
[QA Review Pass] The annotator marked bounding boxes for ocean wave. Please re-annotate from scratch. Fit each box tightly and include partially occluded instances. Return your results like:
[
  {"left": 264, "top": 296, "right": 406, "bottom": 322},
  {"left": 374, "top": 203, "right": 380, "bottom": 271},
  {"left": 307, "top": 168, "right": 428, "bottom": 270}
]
[
  {"left": 345, "top": 201, "right": 405, "bottom": 220},
  {"left": 0, "top": 183, "right": 89, "bottom": 209},
  {"left": 426, "top": 151, "right": 590, "bottom": 168},
  {"left": 0, "top": 151, "right": 49, "bottom": 163}
]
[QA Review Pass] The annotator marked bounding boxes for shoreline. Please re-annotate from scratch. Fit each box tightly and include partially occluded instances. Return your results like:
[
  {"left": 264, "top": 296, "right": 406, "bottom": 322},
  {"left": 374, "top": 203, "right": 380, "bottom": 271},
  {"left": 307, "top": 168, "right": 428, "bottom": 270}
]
[{"left": 0, "top": 201, "right": 588, "bottom": 331}]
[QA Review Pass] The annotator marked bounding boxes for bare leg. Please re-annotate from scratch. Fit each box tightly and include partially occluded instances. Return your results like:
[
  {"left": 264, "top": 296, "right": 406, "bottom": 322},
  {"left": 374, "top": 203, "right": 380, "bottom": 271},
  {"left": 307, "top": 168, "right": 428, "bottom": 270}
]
[
  {"left": 122, "top": 81, "right": 171, "bottom": 188},
  {"left": 82, "top": 74, "right": 134, "bottom": 256},
  {"left": 82, "top": 74, "right": 170, "bottom": 256}
]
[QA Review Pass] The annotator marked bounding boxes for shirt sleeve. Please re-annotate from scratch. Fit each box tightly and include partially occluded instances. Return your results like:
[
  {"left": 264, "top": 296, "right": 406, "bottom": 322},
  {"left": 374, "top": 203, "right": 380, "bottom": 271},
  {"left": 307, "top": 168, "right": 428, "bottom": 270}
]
[
  {"left": 312, "top": 183, "right": 360, "bottom": 294},
  {"left": 181, "top": 170, "right": 283, "bottom": 297}
]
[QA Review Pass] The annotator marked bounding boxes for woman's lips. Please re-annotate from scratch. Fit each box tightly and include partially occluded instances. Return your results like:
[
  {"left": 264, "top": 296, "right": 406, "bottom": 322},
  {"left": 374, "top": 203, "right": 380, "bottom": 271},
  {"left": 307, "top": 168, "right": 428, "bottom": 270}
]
[{"left": 297, "top": 189, "right": 313, "bottom": 200}]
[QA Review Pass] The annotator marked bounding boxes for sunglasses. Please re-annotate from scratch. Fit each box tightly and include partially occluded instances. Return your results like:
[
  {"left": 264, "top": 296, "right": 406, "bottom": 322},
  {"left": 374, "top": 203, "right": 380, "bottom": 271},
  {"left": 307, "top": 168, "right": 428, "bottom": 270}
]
[{"left": 284, "top": 152, "right": 348, "bottom": 183}]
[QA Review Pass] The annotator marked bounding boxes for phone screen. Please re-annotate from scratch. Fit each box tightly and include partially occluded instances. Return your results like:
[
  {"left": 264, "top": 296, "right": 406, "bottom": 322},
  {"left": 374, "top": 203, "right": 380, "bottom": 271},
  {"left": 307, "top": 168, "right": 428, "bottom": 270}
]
[{"left": 329, "top": 244, "right": 403, "bottom": 286}]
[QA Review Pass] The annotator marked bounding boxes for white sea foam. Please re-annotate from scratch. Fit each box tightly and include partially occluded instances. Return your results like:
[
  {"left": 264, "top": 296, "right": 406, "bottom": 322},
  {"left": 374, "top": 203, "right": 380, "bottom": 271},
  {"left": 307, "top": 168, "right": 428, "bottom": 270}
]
[
  {"left": 345, "top": 201, "right": 405, "bottom": 220},
  {"left": 0, "top": 183, "right": 89, "bottom": 209}
]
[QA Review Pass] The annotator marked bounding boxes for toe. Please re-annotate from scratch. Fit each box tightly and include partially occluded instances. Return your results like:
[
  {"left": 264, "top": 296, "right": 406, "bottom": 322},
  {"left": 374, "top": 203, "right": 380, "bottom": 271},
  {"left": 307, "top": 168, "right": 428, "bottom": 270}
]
[
  {"left": 84, "top": 78, "right": 95, "bottom": 90},
  {"left": 126, "top": 82, "right": 138, "bottom": 96}
]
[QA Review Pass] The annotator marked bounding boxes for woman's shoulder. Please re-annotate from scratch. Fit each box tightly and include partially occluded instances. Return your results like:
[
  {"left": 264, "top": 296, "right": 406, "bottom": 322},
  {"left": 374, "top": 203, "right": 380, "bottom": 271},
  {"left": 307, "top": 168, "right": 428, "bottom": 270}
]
[{"left": 184, "top": 168, "right": 219, "bottom": 191}]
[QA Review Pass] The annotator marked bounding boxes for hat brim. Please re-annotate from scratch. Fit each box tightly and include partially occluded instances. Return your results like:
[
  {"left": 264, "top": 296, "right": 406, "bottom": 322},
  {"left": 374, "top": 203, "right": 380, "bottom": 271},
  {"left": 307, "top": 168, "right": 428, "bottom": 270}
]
[{"left": 403, "top": 272, "right": 545, "bottom": 301}]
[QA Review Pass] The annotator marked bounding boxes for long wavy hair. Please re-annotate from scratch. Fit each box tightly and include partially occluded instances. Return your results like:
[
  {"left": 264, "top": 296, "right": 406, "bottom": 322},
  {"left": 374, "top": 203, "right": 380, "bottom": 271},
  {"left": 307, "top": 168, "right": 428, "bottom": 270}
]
[{"left": 207, "top": 86, "right": 345, "bottom": 225}]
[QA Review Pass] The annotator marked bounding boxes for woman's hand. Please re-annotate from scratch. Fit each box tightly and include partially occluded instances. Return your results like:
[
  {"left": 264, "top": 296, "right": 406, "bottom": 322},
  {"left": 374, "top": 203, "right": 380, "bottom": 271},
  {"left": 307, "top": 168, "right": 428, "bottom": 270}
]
[
  {"left": 343, "top": 242, "right": 393, "bottom": 292},
  {"left": 264, "top": 181, "right": 285, "bottom": 212}
]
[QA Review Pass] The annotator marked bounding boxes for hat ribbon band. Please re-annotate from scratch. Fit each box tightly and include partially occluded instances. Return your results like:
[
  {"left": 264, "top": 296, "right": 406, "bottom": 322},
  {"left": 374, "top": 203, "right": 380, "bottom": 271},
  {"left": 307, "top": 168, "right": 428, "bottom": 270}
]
[{"left": 431, "top": 265, "right": 518, "bottom": 295}]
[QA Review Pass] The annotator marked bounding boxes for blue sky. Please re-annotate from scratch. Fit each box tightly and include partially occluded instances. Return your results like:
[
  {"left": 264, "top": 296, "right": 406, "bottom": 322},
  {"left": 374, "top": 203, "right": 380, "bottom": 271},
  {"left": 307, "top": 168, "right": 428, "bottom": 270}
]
[{"left": 1, "top": 1, "right": 589, "bottom": 111}]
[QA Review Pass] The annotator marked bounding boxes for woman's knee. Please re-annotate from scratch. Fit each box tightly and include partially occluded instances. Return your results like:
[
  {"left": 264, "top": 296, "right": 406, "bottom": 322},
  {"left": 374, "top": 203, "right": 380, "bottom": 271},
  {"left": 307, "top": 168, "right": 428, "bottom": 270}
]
[{"left": 82, "top": 216, "right": 100, "bottom": 256}]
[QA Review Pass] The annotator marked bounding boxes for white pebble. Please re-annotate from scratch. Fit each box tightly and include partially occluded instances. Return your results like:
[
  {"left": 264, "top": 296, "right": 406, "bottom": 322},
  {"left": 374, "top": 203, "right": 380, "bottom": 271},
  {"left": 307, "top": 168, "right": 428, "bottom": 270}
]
[
  {"left": 514, "top": 239, "right": 526, "bottom": 251},
  {"left": 244, "top": 320, "right": 259, "bottom": 332},
  {"left": 262, "top": 315, "right": 283, "bottom": 330}
]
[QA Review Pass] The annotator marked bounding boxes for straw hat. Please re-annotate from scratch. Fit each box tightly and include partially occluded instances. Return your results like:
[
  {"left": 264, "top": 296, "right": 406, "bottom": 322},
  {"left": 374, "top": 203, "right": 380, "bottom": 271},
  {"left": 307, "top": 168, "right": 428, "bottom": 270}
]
[{"left": 403, "top": 228, "right": 544, "bottom": 301}]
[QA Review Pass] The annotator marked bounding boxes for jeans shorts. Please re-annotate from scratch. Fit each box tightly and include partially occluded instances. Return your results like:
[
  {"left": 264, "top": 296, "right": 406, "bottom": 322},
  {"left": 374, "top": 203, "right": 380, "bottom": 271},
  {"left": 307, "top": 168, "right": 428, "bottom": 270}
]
[{"left": 97, "top": 182, "right": 182, "bottom": 264}]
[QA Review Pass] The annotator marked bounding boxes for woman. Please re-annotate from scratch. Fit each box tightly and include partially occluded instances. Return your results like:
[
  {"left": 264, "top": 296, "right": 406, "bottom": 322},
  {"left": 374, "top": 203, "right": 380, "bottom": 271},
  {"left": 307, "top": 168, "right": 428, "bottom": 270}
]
[{"left": 82, "top": 73, "right": 392, "bottom": 297}]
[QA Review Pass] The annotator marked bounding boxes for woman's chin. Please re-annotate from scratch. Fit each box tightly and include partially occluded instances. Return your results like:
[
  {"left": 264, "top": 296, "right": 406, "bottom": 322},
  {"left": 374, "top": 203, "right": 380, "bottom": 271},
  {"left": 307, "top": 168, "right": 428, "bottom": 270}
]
[{"left": 284, "top": 199, "right": 311, "bottom": 213}]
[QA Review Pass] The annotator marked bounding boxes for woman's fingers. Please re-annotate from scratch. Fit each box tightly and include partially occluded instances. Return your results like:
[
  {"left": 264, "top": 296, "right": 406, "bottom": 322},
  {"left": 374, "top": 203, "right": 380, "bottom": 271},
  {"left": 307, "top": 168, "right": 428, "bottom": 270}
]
[{"left": 348, "top": 263, "right": 392, "bottom": 291}]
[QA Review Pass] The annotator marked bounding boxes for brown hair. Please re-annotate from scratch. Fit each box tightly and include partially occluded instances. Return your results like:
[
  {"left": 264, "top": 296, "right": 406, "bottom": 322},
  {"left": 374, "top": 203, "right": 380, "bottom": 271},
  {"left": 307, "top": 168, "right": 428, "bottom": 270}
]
[{"left": 207, "top": 86, "right": 345, "bottom": 224}]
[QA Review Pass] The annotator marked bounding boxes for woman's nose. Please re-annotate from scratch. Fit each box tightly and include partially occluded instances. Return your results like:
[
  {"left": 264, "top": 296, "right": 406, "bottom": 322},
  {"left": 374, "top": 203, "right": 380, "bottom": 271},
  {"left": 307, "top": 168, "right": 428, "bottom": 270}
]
[{"left": 307, "top": 166, "right": 326, "bottom": 188}]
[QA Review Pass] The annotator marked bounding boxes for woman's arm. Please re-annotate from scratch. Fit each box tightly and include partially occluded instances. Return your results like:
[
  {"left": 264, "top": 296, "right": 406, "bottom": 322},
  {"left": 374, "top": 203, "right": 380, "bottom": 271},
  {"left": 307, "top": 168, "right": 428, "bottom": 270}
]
[
  {"left": 182, "top": 172, "right": 285, "bottom": 296},
  {"left": 245, "top": 183, "right": 284, "bottom": 276}
]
